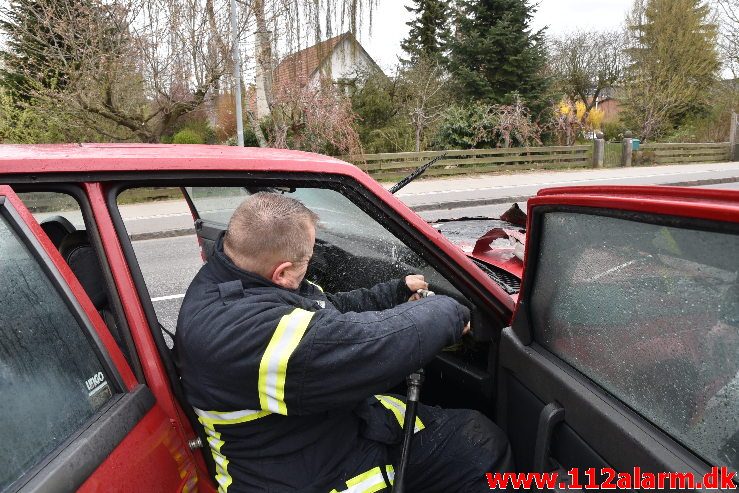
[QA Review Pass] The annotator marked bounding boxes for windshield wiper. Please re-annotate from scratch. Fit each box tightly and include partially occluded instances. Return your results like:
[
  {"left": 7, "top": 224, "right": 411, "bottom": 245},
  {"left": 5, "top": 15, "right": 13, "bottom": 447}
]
[{"left": 389, "top": 153, "right": 448, "bottom": 194}]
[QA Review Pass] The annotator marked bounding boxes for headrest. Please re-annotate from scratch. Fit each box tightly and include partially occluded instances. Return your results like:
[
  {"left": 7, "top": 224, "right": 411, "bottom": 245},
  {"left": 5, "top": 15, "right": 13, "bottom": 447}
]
[
  {"left": 40, "top": 216, "right": 76, "bottom": 248},
  {"left": 58, "top": 230, "right": 108, "bottom": 309}
]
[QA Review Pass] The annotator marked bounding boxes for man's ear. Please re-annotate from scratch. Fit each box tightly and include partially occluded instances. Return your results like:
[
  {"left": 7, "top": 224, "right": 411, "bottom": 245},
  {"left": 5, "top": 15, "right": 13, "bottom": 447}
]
[{"left": 270, "top": 261, "right": 294, "bottom": 288}]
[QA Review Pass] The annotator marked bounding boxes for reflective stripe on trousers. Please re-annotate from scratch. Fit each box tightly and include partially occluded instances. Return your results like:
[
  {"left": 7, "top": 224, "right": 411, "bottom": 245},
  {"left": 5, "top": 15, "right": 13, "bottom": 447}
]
[
  {"left": 194, "top": 407, "right": 271, "bottom": 493},
  {"left": 330, "top": 465, "right": 395, "bottom": 493},
  {"left": 375, "top": 394, "right": 425, "bottom": 433}
]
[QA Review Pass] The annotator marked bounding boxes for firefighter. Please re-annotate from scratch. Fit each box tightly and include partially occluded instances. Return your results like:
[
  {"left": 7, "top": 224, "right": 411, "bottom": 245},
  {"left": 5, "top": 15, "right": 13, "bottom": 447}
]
[{"left": 175, "top": 192, "right": 512, "bottom": 492}]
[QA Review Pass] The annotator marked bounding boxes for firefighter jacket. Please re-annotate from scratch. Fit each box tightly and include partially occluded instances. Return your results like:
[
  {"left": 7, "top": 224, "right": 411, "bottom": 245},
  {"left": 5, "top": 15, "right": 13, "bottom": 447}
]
[{"left": 175, "top": 235, "right": 470, "bottom": 493}]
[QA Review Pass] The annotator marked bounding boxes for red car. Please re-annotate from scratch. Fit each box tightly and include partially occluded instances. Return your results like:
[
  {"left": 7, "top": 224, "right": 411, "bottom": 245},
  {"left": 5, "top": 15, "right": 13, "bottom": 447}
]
[{"left": 0, "top": 144, "right": 737, "bottom": 492}]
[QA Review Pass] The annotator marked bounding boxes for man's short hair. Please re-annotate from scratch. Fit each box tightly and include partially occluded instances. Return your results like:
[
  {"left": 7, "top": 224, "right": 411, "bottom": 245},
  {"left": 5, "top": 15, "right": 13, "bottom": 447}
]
[{"left": 224, "top": 192, "right": 319, "bottom": 274}]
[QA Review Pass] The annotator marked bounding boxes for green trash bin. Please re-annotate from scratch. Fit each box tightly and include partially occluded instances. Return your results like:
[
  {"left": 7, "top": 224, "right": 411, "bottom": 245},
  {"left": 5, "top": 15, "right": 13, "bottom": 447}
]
[{"left": 632, "top": 138, "right": 641, "bottom": 151}]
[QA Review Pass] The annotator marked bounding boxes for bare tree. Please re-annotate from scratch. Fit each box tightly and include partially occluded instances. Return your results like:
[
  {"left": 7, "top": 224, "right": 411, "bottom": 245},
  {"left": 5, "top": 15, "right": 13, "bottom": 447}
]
[
  {"left": 397, "top": 57, "right": 448, "bottom": 152},
  {"left": 714, "top": 0, "right": 739, "bottom": 78},
  {"left": 549, "top": 30, "right": 626, "bottom": 111},
  {"left": 0, "top": 0, "right": 236, "bottom": 142},
  {"left": 268, "top": 78, "right": 361, "bottom": 154},
  {"left": 250, "top": 0, "right": 379, "bottom": 119}
]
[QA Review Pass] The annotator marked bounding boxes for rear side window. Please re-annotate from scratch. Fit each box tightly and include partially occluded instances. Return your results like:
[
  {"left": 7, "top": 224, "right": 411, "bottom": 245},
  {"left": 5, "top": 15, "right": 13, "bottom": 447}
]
[
  {"left": 0, "top": 213, "right": 115, "bottom": 490},
  {"left": 530, "top": 211, "right": 738, "bottom": 470}
]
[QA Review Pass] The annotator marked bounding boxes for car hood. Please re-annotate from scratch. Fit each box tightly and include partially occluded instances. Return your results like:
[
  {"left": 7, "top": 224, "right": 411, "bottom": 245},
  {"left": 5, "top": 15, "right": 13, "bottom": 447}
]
[{"left": 430, "top": 214, "right": 525, "bottom": 299}]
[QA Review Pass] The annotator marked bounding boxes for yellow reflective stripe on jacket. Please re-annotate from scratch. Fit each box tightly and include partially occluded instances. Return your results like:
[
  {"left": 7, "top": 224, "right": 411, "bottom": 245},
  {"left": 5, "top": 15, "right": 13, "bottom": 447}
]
[
  {"left": 330, "top": 465, "right": 395, "bottom": 493},
  {"left": 375, "top": 395, "right": 425, "bottom": 433},
  {"left": 258, "top": 308, "right": 315, "bottom": 415},
  {"left": 194, "top": 408, "right": 271, "bottom": 493}
]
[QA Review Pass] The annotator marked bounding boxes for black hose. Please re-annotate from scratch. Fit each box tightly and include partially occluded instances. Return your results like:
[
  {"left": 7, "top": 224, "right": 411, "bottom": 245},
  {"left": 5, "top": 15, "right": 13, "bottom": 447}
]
[{"left": 393, "top": 369, "right": 424, "bottom": 493}]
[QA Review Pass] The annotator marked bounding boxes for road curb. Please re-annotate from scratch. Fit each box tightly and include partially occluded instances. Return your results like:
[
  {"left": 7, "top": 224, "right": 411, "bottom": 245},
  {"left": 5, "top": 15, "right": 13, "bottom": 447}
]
[{"left": 130, "top": 228, "right": 195, "bottom": 242}]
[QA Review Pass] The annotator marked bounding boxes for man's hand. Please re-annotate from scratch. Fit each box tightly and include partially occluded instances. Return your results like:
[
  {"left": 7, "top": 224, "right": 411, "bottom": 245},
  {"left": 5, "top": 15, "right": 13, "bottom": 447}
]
[{"left": 405, "top": 274, "right": 429, "bottom": 301}]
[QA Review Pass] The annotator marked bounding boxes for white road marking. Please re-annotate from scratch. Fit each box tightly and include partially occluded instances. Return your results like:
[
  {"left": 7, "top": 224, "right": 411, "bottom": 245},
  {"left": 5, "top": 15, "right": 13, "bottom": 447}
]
[
  {"left": 124, "top": 212, "right": 191, "bottom": 221},
  {"left": 152, "top": 293, "right": 186, "bottom": 302},
  {"left": 395, "top": 168, "right": 737, "bottom": 197}
]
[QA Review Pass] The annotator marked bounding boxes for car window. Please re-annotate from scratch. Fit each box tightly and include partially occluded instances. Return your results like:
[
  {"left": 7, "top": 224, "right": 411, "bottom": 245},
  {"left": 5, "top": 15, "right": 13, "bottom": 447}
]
[
  {"left": 16, "top": 191, "right": 85, "bottom": 228},
  {"left": 188, "top": 187, "right": 393, "bottom": 240},
  {"left": 123, "top": 184, "right": 466, "bottom": 343},
  {"left": 186, "top": 186, "right": 250, "bottom": 225},
  {"left": 187, "top": 186, "right": 460, "bottom": 297},
  {"left": 0, "top": 213, "right": 116, "bottom": 490},
  {"left": 530, "top": 211, "right": 739, "bottom": 470},
  {"left": 116, "top": 188, "right": 202, "bottom": 342}
]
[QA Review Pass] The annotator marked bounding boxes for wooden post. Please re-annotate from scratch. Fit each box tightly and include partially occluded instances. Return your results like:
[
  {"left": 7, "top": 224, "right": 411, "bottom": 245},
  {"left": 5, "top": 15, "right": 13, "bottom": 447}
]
[
  {"left": 730, "top": 112, "right": 738, "bottom": 162},
  {"left": 592, "top": 131, "right": 605, "bottom": 168},
  {"left": 622, "top": 131, "right": 633, "bottom": 167}
]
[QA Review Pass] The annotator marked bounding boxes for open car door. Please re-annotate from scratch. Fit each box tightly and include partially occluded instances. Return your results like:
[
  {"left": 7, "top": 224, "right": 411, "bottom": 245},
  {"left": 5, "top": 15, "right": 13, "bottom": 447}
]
[
  {"left": 498, "top": 186, "right": 738, "bottom": 489},
  {"left": 0, "top": 185, "right": 200, "bottom": 492}
]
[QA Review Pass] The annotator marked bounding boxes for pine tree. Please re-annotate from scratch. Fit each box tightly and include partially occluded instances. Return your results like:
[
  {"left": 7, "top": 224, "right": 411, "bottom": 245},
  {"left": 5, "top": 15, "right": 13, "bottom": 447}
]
[
  {"left": 1, "top": 0, "right": 66, "bottom": 99},
  {"left": 0, "top": 0, "right": 106, "bottom": 100},
  {"left": 446, "top": 0, "right": 549, "bottom": 111},
  {"left": 623, "top": 0, "right": 720, "bottom": 137},
  {"left": 400, "top": 0, "right": 451, "bottom": 64}
]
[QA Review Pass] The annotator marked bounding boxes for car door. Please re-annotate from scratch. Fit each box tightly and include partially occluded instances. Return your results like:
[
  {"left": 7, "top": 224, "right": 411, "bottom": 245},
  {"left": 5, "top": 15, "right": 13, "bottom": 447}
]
[
  {"left": 497, "top": 186, "right": 738, "bottom": 489},
  {"left": 0, "top": 185, "right": 201, "bottom": 493}
]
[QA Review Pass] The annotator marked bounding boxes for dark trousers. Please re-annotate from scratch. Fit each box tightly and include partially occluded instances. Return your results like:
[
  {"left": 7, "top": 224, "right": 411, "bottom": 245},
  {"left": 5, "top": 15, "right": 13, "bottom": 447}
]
[{"left": 388, "top": 405, "right": 514, "bottom": 493}]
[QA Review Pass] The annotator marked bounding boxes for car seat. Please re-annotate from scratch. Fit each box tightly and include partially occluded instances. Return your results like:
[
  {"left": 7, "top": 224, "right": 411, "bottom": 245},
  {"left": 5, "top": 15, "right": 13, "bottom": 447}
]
[
  {"left": 58, "top": 230, "right": 130, "bottom": 362},
  {"left": 40, "top": 216, "right": 76, "bottom": 248}
]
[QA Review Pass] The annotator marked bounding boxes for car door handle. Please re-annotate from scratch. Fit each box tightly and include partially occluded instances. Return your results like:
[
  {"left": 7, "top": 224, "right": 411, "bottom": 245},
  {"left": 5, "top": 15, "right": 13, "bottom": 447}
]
[{"left": 533, "top": 401, "right": 565, "bottom": 472}]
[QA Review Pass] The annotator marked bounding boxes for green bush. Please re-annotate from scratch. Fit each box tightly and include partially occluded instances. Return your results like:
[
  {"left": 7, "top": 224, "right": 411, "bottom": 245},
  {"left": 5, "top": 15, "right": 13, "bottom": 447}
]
[
  {"left": 242, "top": 127, "right": 261, "bottom": 147},
  {"left": 432, "top": 104, "right": 500, "bottom": 149},
  {"left": 602, "top": 120, "right": 627, "bottom": 142},
  {"left": 173, "top": 129, "right": 205, "bottom": 144}
]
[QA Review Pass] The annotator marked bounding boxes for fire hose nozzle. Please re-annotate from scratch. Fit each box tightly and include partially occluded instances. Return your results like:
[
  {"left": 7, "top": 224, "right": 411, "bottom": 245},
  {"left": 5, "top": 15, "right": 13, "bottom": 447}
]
[{"left": 406, "top": 369, "right": 425, "bottom": 402}]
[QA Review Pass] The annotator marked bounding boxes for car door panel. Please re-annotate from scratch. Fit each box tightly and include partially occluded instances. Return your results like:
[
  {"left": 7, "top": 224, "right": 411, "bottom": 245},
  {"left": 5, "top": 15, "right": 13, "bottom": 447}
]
[
  {"left": 499, "top": 333, "right": 704, "bottom": 477},
  {"left": 499, "top": 188, "right": 739, "bottom": 486},
  {"left": 0, "top": 185, "right": 202, "bottom": 492}
]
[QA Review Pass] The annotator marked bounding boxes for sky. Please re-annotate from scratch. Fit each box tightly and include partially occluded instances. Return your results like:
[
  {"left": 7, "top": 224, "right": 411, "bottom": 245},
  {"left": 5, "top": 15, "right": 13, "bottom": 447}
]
[{"left": 357, "top": 0, "right": 634, "bottom": 73}]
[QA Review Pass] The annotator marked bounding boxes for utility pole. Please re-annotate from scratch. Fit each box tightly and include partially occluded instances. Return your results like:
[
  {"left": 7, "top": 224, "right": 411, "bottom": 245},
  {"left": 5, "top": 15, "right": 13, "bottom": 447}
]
[
  {"left": 730, "top": 112, "right": 738, "bottom": 162},
  {"left": 230, "top": 0, "right": 244, "bottom": 146}
]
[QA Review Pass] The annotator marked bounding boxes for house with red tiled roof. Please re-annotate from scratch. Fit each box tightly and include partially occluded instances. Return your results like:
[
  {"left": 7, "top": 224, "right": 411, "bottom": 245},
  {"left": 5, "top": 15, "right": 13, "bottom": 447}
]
[{"left": 254, "top": 32, "right": 382, "bottom": 118}]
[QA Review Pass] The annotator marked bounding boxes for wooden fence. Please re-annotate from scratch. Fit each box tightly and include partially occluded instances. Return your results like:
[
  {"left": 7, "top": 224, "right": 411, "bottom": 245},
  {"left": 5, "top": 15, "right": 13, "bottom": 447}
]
[
  {"left": 342, "top": 141, "right": 733, "bottom": 181},
  {"left": 635, "top": 142, "right": 731, "bottom": 165},
  {"left": 344, "top": 146, "right": 592, "bottom": 181}
]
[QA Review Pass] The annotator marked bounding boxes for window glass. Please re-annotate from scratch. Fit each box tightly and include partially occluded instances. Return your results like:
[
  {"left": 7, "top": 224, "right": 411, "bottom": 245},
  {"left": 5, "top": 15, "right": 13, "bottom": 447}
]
[
  {"left": 187, "top": 186, "right": 459, "bottom": 296},
  {"left": 530, "top": 212, "right": 739, "bottom": 469},
  {"left": 124, "top": 185, "right": 468, "bottom": 344},
  {"left": 117, "top": 188, "right": 202, "bottom": 341},
  {"left": 0, "top": 213, "right": 115, "bottom": 490},
  {"left": 186, "top": 186, "right": 250, "bottom": 225},
  {"left": 16, "top": 191, "right": 85, "bottom": 230}
]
